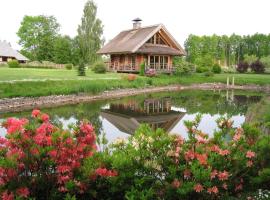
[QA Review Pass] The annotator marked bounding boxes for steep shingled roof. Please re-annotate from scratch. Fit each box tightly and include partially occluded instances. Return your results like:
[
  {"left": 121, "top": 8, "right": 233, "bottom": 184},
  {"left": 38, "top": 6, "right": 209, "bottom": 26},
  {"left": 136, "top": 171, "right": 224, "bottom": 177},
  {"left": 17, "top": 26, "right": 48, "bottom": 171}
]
[
  {"left": 0, "top": 40, "right": 29, "bottom": 61},
  {"left": 97, "top": 24, "right": 186, "bottom": 55}
]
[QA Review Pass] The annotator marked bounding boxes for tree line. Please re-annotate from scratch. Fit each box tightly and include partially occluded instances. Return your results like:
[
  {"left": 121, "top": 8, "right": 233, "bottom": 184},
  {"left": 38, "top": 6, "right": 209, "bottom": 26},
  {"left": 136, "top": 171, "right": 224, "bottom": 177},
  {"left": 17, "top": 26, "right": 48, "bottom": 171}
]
[
  {"left": 184, "top": 34, "right": 270, "bottom": 67},
  {"left": 17, "top": 0, "right": 103, "bottom": 66}
]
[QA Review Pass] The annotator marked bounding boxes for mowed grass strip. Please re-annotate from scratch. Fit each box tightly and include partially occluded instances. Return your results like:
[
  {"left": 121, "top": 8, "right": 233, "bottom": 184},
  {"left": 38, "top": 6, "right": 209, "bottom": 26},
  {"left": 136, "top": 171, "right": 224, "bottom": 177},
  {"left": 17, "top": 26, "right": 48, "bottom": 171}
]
[
  {"left": 0, "top": 67, "right": 120, "bottom": 81},
  {"left": 0, "top": 72, "right": 270, "bottom": 98}
]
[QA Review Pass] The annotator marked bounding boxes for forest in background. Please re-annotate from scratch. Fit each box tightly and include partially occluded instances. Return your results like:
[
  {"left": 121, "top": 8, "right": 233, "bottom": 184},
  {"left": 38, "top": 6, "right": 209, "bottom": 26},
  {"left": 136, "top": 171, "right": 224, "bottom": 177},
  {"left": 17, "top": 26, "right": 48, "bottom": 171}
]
[{"left": 184, "top": 34, "right": 270, "bottom": 68}]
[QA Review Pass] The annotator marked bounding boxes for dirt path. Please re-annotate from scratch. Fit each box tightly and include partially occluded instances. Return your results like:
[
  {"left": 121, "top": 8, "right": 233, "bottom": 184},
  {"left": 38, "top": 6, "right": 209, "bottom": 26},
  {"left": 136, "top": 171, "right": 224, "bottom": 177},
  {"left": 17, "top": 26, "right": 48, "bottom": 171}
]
[{"left": 0, "top": 83, "right": 269, "bottom": 113}]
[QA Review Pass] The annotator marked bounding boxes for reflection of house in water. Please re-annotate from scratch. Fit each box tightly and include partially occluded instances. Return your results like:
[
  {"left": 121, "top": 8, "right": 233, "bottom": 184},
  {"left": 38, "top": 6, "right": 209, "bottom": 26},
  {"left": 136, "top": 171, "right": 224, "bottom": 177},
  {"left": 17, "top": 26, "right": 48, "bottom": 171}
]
[{"left": 101, "top": 97, "right": 185, "bottom": 134}]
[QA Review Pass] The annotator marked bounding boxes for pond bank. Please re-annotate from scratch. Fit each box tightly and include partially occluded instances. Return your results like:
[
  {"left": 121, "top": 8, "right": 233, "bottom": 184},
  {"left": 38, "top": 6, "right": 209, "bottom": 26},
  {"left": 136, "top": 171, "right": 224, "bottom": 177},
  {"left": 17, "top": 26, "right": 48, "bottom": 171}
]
[{"left": 1, "top": 83, "right": 270, "bottom": 113}]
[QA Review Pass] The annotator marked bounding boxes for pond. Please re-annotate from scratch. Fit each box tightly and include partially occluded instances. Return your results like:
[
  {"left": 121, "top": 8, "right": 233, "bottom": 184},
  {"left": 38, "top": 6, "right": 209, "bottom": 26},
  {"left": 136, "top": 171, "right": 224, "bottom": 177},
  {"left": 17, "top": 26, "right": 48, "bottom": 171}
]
[{"left": 0, "top": 90, "right": 266, "bottom": 142}]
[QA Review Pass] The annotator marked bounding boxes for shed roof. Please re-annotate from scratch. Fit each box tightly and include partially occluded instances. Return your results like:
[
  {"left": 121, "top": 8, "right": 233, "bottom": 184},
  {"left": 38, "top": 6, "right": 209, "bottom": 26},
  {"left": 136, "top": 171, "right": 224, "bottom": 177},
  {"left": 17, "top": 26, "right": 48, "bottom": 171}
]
[
  {"left": 0, "top": 40, "right": 29, "bottom": 61},
  {"left": 97, "top": 24, "right": 186, "bottom": 55}
]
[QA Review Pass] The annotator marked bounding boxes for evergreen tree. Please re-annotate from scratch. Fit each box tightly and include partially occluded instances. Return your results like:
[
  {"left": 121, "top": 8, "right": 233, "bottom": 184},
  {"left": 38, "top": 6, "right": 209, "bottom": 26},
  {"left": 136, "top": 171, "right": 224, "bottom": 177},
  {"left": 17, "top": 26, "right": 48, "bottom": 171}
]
[
  {"left": 77, "top": 0, "right": 104, "bottom": 65},
  {"left": 78, "top": 60, "right": 86, "bottom": 76}
]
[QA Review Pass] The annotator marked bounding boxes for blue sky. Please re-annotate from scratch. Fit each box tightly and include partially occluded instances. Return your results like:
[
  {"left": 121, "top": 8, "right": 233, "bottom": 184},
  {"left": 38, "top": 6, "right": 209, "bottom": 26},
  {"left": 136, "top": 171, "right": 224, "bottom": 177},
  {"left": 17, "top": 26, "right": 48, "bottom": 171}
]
[{"left": 0, "top": 0, "right": 269, "bottom": 49}]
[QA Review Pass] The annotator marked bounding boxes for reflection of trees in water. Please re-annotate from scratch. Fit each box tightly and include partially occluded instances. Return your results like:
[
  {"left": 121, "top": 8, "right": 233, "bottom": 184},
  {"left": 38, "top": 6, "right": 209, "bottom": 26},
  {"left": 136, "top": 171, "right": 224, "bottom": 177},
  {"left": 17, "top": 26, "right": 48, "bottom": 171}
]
[
  {"left": 0, "top": 90, "right": 264, "bottom": 134},
  {"left": 170, "top": 91, "right": 262, "bottom": 116}
]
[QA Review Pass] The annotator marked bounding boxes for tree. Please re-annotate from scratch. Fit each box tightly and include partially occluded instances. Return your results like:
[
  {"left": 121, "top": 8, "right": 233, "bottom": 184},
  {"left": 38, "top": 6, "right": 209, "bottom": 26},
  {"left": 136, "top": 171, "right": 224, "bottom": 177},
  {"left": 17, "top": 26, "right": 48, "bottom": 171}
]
[
  {"left": 53, "top": 36, "right": 72, "bottom": 64},
  {"left": 78, "top": 61, "right": 86, "bottom": 76},
  {"left": 17, "top": 15, "right": 60, "bottom": 61},
  {"left": 244, "top": 54, "right": 258, "bottom": 65},
  {"left": 77, "top": 0, "right": 104, "bottom": 65}
]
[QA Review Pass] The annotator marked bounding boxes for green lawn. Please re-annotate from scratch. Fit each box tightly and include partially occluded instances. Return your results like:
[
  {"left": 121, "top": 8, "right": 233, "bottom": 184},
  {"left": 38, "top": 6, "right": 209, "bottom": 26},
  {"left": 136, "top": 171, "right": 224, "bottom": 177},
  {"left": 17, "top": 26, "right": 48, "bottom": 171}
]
[
  {"left": 0, "top": 67, "right": 270, "bottom": 98},
  {"left": 0, "top": 67, "right": 120, "bottom": 81}
]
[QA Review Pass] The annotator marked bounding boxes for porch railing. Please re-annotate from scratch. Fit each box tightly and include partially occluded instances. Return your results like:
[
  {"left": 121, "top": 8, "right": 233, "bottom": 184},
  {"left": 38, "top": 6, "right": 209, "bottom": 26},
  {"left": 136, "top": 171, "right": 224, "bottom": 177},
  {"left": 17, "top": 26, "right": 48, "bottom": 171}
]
[
  {"left": 106, "top": 62, "right": 175, "bottom": 73},
  {"left": 106, "top": 62, "right": 136, "bottom": 71}
]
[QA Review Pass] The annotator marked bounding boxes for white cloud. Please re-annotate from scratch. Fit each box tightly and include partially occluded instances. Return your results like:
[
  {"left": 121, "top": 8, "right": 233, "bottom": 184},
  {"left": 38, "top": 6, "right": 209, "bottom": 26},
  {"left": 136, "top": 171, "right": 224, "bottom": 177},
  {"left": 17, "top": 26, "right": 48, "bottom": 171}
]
[{"left": 0, "top": 0, "right": 269, "bottom": 50}]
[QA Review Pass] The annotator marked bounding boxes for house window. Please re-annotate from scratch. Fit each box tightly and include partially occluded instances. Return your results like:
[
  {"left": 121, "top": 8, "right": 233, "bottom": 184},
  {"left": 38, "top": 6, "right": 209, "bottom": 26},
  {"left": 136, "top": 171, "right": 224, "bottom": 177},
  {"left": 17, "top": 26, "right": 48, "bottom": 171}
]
[
  {"left": 147, "top": 37, "right": 155, "bottom": 44},
  {"left": 149, "top": 55, "right": 169, "bottom": 70},
  {"left": 146, "top": 33, "right": 167, "bottom": 45}
]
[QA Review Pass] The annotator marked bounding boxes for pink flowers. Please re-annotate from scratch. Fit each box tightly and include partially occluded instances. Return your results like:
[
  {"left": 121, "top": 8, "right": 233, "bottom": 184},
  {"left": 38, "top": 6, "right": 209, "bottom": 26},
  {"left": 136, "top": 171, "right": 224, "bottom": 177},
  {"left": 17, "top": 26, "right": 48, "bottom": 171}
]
[
  {"left": 194, "top": 183, "right": 204, "bottom": 192},
  {"left": 41, "top": 113, "right": 49, "bottom": 122},
  {"left": 210, "top": 170, "right": 218, "bottom": 179},
  {"left": 219, "top": 149, "right": 230, "bottom": 156},
  {"left": 4, "top": 118, "right": 28, "bottom": 134},
  {"left": 80, "top": 122, "right": 94, "bottom": 135},
  {"left": 16, "top": 187, "right": 29, "bottom": 198},
  {"left": 196, "top": 153, "right": 208, "bottom": 165},
  {"left": 184, "top": 150, "right": 196, "bottom": 161},
  {"left": 31, "top": 109, "right": 40, "bottom": 117},
  {"left": 207, "top": 186, "right": 219, "bottom": 194},
  {"left": 2, "top": 191, "right": 14, "bottom": 200},
  {"left": 218, "top": 171, "right": 229, "bottom": 181},
  {"left": 246, "top": 150, "right": 256, "bottom": 159},
  {"left": 171, "top": 179, "right": 181, "bottom": 189},
  {"left": 233, "top": 127, "right": 243, "bottom": 142},
  {"left": 95, "top": 168, "right": 118, "bottom": 177},
  {"left": 246, "top": 160, "right": 253, "bottom": 167}
]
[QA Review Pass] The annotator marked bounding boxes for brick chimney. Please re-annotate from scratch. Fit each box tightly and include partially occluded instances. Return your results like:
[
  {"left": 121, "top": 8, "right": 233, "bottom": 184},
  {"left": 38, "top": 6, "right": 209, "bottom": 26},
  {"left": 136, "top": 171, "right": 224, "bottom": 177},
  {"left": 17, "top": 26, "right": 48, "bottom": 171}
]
[{"left": 132, "top": 18, "right": 142, "bottom": 29}]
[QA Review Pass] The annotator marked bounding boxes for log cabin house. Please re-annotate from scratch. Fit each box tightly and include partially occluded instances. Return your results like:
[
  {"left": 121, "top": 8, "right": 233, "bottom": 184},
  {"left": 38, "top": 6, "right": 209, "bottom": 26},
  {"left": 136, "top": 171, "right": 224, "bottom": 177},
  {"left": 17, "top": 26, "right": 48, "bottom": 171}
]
[{"left": 97, "top": 18, "right": 186, "bottom": 73}]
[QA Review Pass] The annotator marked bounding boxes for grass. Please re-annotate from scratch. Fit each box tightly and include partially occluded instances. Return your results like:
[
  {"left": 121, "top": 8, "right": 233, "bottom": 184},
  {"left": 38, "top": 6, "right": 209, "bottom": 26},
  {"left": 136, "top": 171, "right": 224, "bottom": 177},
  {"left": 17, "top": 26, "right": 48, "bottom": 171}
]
[
  {"left": 0, "top": 67, "right": 120, "bottom": 81},
  {"left": 0, "top": 67, "right": 270, "bottom": 98}
]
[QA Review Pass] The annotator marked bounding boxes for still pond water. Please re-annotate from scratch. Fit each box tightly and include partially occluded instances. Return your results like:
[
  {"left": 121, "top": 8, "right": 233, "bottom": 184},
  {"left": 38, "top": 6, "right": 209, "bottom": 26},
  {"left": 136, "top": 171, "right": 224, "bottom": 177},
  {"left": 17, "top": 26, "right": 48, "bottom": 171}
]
[{"left": 0, "top": 90, "right": 265, "bottom": 142}]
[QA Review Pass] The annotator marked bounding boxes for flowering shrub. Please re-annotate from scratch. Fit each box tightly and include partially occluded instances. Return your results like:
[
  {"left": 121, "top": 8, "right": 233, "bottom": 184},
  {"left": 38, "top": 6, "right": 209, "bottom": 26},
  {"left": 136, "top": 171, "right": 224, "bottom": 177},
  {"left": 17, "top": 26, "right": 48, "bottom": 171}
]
[
  {"left": 104, "top": 116, "right": 263, "bottom": 199},
  {"left": 0, "top": 110, "right": 117, "bottom": 200},
  {"left": 0, "top": 110, "right": 269, "bottom": 199},
  {"left": 145, "top": 68, "right": 156, "bottom": 77}
]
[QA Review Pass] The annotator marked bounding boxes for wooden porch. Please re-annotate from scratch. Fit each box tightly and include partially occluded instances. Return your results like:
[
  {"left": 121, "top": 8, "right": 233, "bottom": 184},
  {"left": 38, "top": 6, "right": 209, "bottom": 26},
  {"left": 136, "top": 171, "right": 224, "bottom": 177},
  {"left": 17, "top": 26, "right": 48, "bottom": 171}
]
[{"left": 107, "top": 54, "right": 174, "bottom": 73}]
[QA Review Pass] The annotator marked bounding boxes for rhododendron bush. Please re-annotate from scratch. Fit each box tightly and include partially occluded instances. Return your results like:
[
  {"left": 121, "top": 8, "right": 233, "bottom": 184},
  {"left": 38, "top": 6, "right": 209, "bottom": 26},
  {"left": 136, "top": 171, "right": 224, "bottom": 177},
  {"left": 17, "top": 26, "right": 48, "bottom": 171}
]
[
  {"left": 0, "top": 110, "right": 269, "bottom": 200},
  {"left": 0, "top": 110, "right": 117, "bottom": 200},
  {"left": 105, "top": 116, "right": 268, "bottom": 199}
]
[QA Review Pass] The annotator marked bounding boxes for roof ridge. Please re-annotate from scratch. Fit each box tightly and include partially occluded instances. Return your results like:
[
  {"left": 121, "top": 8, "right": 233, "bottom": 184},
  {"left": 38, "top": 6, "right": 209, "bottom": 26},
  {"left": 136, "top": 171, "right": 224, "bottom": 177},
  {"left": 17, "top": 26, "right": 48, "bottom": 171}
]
[{"left": 121, "top": 23, "right": 162, "bottom": 32}]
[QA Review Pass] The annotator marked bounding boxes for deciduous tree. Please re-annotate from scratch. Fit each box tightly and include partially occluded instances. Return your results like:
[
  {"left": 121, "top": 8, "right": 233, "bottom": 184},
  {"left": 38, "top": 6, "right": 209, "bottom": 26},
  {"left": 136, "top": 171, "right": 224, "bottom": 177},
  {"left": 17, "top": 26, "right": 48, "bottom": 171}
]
[{"left": 17, "top": 15, "right": 60, "bottom": 61}]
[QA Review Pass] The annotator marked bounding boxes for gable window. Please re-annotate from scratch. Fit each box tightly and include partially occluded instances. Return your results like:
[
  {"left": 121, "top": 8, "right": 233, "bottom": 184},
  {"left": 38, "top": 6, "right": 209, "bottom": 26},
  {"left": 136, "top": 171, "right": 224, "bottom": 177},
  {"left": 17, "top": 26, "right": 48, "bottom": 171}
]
[{"left": 146, "top": 33, "right": 167, "bottom": 45}]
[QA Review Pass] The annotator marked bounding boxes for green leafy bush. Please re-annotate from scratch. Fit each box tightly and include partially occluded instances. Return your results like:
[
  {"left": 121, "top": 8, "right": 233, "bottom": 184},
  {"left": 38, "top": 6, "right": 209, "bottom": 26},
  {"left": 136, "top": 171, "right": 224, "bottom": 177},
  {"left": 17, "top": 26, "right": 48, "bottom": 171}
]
[
  {"left": 7, "top": 60, "right": 20, "bottom": 68},
  {"left": 65, "top": 64, "right": 73, "bottom": 70},
  {"left": 244, "top": 54, "right": 258, "bottom": 65},
  {"left": 196, "top": 66, "right": 209, "bottom": 73},
  {"left": 92, "top": 61, "right": 106, "bottom": 74},
  {"left": 212, "top": 64, "right": 222, "bottom": 73},
  {"left": 139, "top": 62, "right": 145, "bottom": 76},
  {"left": 260, "top": 56, "right": 270, "bottom": 69},
  {"left": 174, "top": 59, "right": 196, "bottom": 76}
]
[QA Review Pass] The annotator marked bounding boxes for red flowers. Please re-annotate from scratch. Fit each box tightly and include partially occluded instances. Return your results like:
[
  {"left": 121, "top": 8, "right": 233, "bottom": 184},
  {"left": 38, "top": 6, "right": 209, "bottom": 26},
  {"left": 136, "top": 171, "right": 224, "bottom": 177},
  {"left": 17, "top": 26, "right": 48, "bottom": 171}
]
[
  {"left": 194, "top": 184, "right": 204, "bottom": 192},
  {"left": 16, "top": 187, "right": 29, "bottom": 198},
  {"left": 95, "top": 168, "right": 118, "bottom": 177},
  {"left": 41, "top": 113, "right": 49, "bottom": 122},
  {"left": 31, "top": 109, "right": 40, "bottom": 117},
  {"left": 4, "top": 118, "right": 28, "bottom": 134},
  {"left": 0, "top": 110, "right": 103, "bottom": 198}
]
